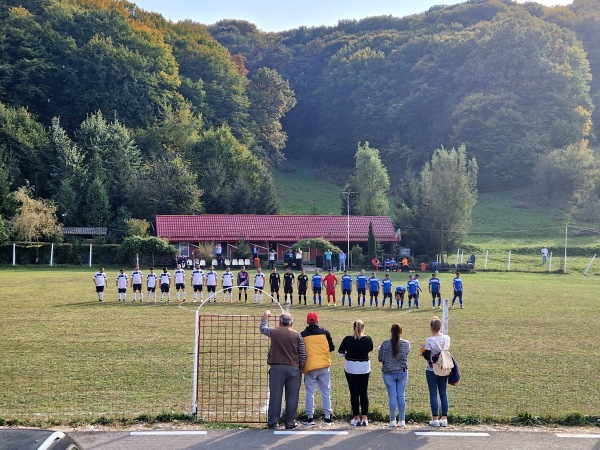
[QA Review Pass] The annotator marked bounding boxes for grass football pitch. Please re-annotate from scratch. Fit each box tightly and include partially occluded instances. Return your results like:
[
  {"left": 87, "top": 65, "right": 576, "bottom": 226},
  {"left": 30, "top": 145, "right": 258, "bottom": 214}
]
[{"left": 0, "top": 265, "right": 598, "bottom": 426}]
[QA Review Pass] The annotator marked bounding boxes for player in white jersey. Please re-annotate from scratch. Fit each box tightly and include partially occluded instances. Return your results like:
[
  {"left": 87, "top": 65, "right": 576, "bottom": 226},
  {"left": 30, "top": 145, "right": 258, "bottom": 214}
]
[
  {"left": 116, "top": 268, "right": 128, "bottom": 302},
  {"left": 146, "top": 267, "right": 158, "bottom": 302},
  {"left": 174, "top": 263, "right": 186, "bottom": 303},
  {"left": 93, "top": 267, "right": 107, "bottom": 302},
  {"left": 205, "top": 266, "right": 218, "bottom": 302},
  {"left": 254, "top": 267, "right": 266, "bottom": 303},
  {"left": 131, "top": 265, "right": 143, "bottom": 302},
  {"left": 191, "top": 264, "right": 205, "bottom": 303},
  {"left": 222, "top": 266, "right": 235, "bottom": 303},
  {"left": 159, "top": 267, "right": 171, "bottom": 303}
]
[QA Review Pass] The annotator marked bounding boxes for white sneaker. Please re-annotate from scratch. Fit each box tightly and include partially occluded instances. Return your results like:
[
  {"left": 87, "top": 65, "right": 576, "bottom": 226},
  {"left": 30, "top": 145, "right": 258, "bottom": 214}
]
[
  {"left": 398, "top": 420, "right": 406, "bottom": 428},
  {"left": 389, "top": 420, "right": 396, "bottom": 427},
  {"left": 429, "top": 419, "right": 440, "bottom": 427},
  {"left": 350, "top": 418, "right": 361, "bottom": 426},
  {"left": 439, "top": 419, "right": 448, "bottom": 427}
]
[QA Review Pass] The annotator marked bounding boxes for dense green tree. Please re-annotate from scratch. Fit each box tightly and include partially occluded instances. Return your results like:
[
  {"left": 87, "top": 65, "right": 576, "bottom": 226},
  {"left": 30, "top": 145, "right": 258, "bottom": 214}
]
[
  {"left": 83, "top": 177, "right": 110, "bottom": 227},
  {"left": 349, "top": 142, "right": 390, "bottom": 216},
  {"left": 192, "top": 126, "right": 278, "bottom": 214},
  {"left": 247, "top": 67, "right": 297, "bottom": 166},
  {"left": 399, "top": 145, "right": 478, "bottom": 258},
  {"left": 367, "top": 222, "right": 377, "bottom": 261}
]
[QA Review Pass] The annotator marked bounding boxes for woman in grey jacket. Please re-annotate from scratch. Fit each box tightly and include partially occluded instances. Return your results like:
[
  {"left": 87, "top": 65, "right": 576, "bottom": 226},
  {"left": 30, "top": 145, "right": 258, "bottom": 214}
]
[{"left": 378, "top": 323, "right": 410, "bottom": 427}]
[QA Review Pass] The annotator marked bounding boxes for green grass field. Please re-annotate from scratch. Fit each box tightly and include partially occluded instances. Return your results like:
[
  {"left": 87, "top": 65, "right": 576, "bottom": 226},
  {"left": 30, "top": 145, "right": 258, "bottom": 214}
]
[{"left": 1, "top": 266, "right": 599, "bottom": 427}]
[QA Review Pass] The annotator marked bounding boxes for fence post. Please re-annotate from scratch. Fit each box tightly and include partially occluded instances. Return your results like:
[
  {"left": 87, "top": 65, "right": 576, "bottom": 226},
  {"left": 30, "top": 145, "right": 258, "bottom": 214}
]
[
  {"left": 507, "top": 250, "right": 511, "bottom": 271},
  {"left": 584, "top": 254, "right": 596, "bottom": 276},
  {"left": 442, "top": 298, "right": 449, "bottom": 334},
  {"left": 460, "top": 250, "right": 464, "bottom": 264},
  {"left": 12, "top": 242, "right": 16, "bottom": 266},
  {"left": 50, "top": 243, "right": 54, "bottom": 267},
  {"left": 455, "top": 249, "right": 460, "bottom": 267},
  {"left": 484, "top": 249, "right": 489, "bottom": 271},
  {"left": 548, "top": 251, "right": 553, "bottom": 272},
  {"left": 88, "top": 244, "right": 93, "bottom": 268}
]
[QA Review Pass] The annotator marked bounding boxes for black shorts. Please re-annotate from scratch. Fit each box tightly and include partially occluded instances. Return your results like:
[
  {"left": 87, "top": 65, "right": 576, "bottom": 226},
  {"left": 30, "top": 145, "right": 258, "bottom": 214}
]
[
  {"left": 453, "top": 290, "right": 463, "bottom": 297},
  {"left": 383, "top": 292, "right": 392, "bottom": 299},
  {"left": 357, "top": 287, "right": 366, "bottom": 296},
  {"left": 161, "top": 283, "right": 170, "bottom": 293},
  {"left": 313, "top": 287, "right": 322, "bottom": 294},
  {"left": 96, "top": 286, "right": 104, "bottom": 293},
  {"left": 193, "top": 285, "right": 203, "bottom": 292},
  {"left": 395, "top": 292, "right": 405, "bottom": 300},
  {"left": 342, "top": 288, "right": 351, "bottom": 295},
  {"left": 147, "top": 286, "right": 156, "bottom": 292},
  {"left": 176, "top": 283, "right": 185, "bottom": 290},
  {"left": 284, "top": 286, "right": 293, "bottom": 294},
  {"left": 370, "top": 290, "right": 379, "bottom": 297},
  {"left": 118, "top": 288, "right": 127, "bottom": 294},
  {"left": 432, "top": 291, "right": 441, "bottom": 299},
  {"left": 132, "top": 283, "right": 142, "bottom": 292},
  {"left": 255, "top": 286, "right": 264, "bottom": 292},
  {"left": 298, "top": 287, "right": 307, "bottom": 295},
  {"left": 223, "top": 287, "right": 232, "bottom": 293},
  {"left": 270, "top": 286, "right": 279, "bottom": 293},
  {"left": 207, "top": 285, "right": 216, "bottom": 293},
  {"left": 408, "top": 293, "right": 417, "bottom": 300},
  {"left": 239, "top": 286, "right": 248, "bottom": 290}
]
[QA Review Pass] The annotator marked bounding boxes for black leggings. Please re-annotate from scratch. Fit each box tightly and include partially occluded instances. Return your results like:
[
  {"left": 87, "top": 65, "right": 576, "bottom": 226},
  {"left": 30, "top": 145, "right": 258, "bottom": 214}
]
[{"left": 345, "top": 371, "right": 370, "bottom": 416}]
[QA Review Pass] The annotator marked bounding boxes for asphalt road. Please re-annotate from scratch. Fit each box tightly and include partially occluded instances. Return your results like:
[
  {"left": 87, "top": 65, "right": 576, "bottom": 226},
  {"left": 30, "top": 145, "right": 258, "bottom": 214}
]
[{"left": 72, "top": 426, "right": 600, "bottom": 450}]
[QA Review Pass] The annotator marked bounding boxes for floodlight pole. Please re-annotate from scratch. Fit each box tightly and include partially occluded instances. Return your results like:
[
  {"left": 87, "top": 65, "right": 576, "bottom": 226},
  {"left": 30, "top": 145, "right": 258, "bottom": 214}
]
[
  {"left": 564, "top": 224, "right": 568, "bottom": 274},
  {"left": 341, "top": 190, "right": 357, "bottom": 268}
]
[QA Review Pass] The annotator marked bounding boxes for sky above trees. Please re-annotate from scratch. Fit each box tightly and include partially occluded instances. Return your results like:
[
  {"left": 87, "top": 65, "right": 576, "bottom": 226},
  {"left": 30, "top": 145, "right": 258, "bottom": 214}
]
[{"left": 133, "top": 0, "right": 573, "bottom": 31}]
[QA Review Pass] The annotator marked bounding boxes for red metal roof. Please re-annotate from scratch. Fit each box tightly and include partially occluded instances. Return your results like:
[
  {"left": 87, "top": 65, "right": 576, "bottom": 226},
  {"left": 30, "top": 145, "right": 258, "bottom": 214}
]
[{"left": 156, "top": 215, "right": 398, "bottom": 243}]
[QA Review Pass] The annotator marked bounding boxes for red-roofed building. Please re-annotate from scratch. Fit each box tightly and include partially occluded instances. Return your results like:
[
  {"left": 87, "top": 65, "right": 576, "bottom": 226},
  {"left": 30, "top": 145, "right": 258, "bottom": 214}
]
[{"left": 156, "top": 215, "right": 399, "bottom": 263}]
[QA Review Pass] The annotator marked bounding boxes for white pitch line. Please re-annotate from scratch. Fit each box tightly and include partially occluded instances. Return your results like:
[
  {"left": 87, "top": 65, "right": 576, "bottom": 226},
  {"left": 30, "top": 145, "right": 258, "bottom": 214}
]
[
  {"left": 556, "top": 434, "right": 600, "bottom": 439},
  {"left": 414, "top": 432, "right": 489, "bottom": 437},
  {"left": 130, "top": 431, "right": 208, "bottom": 436},
  {"left": 274, "top": 431, "right": 348, "bottom": 435}
]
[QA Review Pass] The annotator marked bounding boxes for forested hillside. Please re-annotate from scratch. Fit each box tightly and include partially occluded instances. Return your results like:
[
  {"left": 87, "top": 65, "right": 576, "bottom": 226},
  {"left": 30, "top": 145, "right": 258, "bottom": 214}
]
[
  {"left": 2, "top": 0, "right": 600, "bottom": 246},
  {"left": 208, "top": 0, "right": 600, "bottom": 190},
  {"left": 0, "top": 0, "right": 295, "bottom": 239}
]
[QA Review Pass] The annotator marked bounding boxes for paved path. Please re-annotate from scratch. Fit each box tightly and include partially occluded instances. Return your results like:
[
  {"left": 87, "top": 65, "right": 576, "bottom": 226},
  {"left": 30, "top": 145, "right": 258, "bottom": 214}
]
[{"left": 73, "top": 426, "right": 600, "bottom": 450}]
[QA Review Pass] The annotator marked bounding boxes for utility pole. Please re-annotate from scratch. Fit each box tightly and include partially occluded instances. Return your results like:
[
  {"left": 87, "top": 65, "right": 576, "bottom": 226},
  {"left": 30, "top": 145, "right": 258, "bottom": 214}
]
[{"left": 341, "top": 190, "right": 357, "bottom": 268}]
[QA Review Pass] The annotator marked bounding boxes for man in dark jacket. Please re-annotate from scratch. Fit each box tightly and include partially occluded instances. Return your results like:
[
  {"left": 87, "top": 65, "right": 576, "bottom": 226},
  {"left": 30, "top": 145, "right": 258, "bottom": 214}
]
[
  {"left": 260, "top": 310, "right": 306, "bottom": 429},
  {"left": 300, "top": 312, "right": 335, "bottom": 425}
]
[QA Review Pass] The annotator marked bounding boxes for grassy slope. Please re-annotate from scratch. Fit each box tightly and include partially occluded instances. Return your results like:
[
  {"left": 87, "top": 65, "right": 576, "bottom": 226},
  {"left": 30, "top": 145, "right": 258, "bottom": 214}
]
[{"left": 0, "top": 267, "right": 599, "bottom": 425}]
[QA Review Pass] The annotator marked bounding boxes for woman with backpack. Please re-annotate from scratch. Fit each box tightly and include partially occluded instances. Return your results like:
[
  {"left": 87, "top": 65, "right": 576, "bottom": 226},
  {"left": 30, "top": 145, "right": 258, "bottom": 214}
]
[
  {"left": 421, "top": 316, "right": 451, "bottom": 427},
  {"left": 378, "top": 323, "right": 410, "bottom": 427}
]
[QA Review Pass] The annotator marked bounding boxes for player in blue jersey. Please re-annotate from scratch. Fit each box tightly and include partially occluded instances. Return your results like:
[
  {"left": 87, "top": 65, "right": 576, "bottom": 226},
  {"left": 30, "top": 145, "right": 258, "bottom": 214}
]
[
  {"left": 312, "top": 269, "right": 323, "bottom": 305},
  {"left": 452, "top": 272, "right": 464, "bottom": 309},
  {"left": 381, "top": 273, "right": 393, "bottom": 307},
  {"left": 395, "top": 284, "right": 406, "bottom": 309},
  {"left": 356, "top": 269, "right": 367, "bottom": 306},
  {"left": 406, "top": 275, "right": 418, "bottom": 309},
  {"left": 341, "top": 270, "right": 353, "bottom": 306},
  {"left": 429, "top": 273, "right": 441, "bottom": 308},
  {"left": 413, "top": 274, "right": 422, "bottom": 308},
  {"left": 368, "top": 272, "right": 380, "bottom": 307}
]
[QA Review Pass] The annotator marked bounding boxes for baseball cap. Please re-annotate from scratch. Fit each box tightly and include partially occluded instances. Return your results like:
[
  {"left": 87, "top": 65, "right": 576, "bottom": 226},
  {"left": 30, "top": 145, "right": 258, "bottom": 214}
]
[{"left": 307, "top": 312, "right": 319, "bottom": 324}]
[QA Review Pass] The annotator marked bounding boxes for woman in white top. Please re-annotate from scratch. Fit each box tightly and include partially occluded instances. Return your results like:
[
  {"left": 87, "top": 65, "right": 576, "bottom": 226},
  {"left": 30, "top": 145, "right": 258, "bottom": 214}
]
[{"left": 421, "top": 316, "right": 450, "bottom": 427}]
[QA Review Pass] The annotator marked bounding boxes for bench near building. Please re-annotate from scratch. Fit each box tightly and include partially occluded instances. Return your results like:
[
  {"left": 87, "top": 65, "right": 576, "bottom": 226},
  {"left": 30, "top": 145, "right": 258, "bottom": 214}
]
[{"left": 155, "top": 215, "right": 399, "bottom": 265}]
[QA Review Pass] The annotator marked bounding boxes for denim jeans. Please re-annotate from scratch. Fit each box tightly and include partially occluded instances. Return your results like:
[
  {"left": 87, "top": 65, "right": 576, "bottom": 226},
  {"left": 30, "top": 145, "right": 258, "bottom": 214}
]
[
  {"left": 382, "top": 370, "right": 408, "bottom": 421},
  {"left": 304, "top": 367, "right": 332, "bottom": 416},
  {"left": 426, "top": 369, "right": 449, "bottom": 417}
]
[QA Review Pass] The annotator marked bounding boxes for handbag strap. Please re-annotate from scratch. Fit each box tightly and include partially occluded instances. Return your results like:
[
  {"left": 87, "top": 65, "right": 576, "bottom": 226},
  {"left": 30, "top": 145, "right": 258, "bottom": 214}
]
[{"left": 431, "top": 336, "right": 448, "bottom": 352}]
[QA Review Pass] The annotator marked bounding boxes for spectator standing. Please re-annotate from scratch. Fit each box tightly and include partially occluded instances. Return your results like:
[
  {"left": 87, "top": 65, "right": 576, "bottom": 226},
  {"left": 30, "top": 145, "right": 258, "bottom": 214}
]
[
  {"left": 338, "top": 250, "right": 347, "bottom": 271},
  {"left": 259, "top": 310, "right": 306, "bottom": 430},
  {"left": 301, "top": 312, "right": 335, "bottom": 426},
  {"left": 252, "top": 245, "right": 259, "bottom": 260},
  {"left": 339, "top": 320, "right": 373, "bottom": 426},
  {"left": 378, "top": 323, "right": 410, "bottom": 427},
  {"left": 324, "top": 249, "right": 333, "bottom": 270},
  {"left": 421, "top": 316, "right": 451, "bottom": 427},
  {"left": 295, "top": 248, "right": 303, "bottom": 270},
  {"left": 268, "top": 249, "right": 277, "bottom": 269},
  {"left": 541, "top": 246, "right": 548, "bottom": 265}
]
